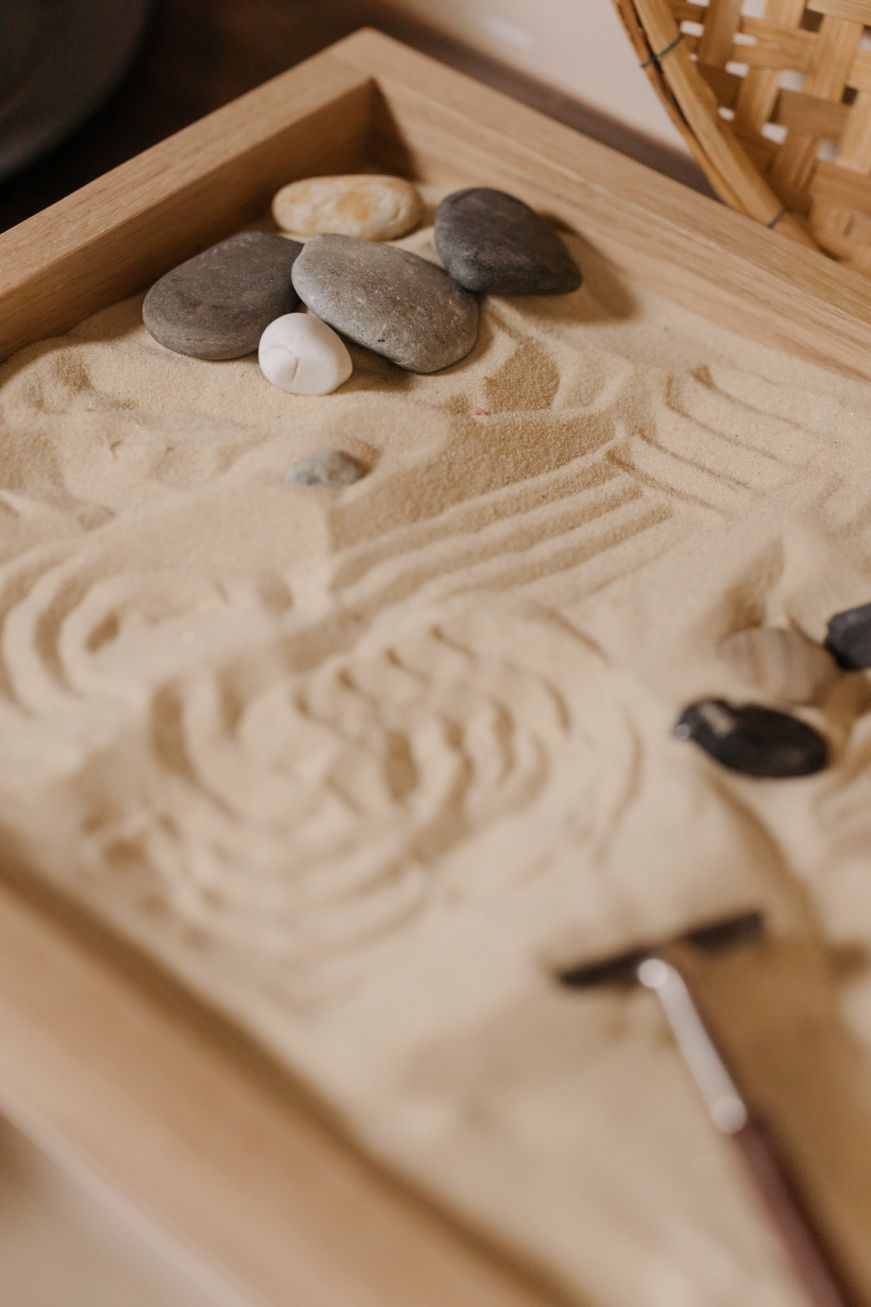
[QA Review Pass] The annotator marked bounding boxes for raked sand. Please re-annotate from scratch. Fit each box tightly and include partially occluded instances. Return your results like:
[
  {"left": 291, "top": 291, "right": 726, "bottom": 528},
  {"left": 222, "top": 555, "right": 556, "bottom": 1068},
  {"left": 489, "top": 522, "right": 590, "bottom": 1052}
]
[{"left": 2, "top": 202, "right": 871, "bottom": 1303}]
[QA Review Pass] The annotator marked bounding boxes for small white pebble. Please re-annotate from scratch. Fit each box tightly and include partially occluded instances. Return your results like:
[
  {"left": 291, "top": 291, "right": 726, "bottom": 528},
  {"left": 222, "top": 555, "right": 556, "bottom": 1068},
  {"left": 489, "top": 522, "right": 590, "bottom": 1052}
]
[{"left": 258, "top": 313, "right": 352, "bottom": 396}]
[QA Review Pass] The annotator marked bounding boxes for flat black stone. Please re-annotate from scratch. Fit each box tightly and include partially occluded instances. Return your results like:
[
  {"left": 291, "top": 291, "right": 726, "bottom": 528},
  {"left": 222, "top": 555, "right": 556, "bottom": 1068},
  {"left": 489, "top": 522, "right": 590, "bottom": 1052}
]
[
  {"left": 434, "top": 187, "right": 582, "bottom": 296},
  {"left": 143, "top": 232, "right": 302, "bottom": 360},
  {"left": 825, "top": 601, "right": 871, "bottom": 669},
  {"left": 673, "top": 699, "right": 828, "bottom": 778}
]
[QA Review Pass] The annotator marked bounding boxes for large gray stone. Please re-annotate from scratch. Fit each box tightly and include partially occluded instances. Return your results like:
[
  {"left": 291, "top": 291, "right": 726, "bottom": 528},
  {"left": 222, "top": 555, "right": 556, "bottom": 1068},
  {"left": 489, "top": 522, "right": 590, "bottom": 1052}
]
[
  {"left": 291, "top": 234, "right": 479, "bottom": 374},
  {"left": 434, "top": 187, "right": 582, "bottom": 296},
  {"left": 143, "top": 232, "right": 302, "bottom": 360}
]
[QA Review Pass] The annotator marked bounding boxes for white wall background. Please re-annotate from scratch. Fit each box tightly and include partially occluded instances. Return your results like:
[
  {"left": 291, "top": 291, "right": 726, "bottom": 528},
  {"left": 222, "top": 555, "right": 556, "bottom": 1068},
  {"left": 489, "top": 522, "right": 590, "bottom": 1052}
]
[{"left": 389, "top": 0, "right": 687, "bottom": 151}]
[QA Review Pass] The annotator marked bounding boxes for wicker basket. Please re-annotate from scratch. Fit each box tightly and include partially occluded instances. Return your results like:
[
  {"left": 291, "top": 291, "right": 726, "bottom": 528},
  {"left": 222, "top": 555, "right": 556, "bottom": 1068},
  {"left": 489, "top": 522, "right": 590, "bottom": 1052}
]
[{"left": 613, "top": 0, "right": 871, "bottom": 271}]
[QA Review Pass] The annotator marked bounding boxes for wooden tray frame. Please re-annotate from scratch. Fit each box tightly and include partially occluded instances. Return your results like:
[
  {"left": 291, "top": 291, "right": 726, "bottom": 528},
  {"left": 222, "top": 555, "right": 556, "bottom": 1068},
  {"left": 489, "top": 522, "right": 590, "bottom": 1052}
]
[{"left": 2, "top": 28, "right": 871, "bottom": 1306}]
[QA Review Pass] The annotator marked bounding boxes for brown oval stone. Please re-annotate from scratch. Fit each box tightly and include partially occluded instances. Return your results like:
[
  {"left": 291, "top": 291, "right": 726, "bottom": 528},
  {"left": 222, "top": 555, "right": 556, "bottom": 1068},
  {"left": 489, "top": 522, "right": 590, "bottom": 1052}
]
[{"left": 716, "top": 628, "right": 839, "bottom": 704}]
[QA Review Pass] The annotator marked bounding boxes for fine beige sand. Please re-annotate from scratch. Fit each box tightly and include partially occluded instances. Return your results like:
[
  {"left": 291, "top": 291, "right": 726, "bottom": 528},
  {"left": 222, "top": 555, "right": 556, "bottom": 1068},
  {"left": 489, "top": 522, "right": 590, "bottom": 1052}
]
[{"left": 2, "top": 204, "right": 871, "bottom": 1304}]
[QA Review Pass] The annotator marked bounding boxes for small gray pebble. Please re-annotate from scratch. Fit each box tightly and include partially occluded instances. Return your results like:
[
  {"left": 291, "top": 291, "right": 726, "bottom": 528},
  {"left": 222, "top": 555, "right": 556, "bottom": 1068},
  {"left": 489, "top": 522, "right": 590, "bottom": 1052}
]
[
  {"left": 143, "top": 232, "right": 302, "bottom": 360},
  {"left": 291, "top": 234, "right": 479, "bottom": 373},
  {"left": 286, "top": 449, "right": 367, "bottom": 487},
  {"left": 434, "top": 187, "right": 582, "bottom": 295}
]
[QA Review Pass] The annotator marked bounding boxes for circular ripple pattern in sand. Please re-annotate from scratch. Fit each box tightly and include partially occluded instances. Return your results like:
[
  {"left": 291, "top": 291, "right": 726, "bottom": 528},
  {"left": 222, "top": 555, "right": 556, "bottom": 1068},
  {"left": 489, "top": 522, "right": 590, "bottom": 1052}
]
[{"left": 72, "top": 596, "right": 635, "bottom": 1004}]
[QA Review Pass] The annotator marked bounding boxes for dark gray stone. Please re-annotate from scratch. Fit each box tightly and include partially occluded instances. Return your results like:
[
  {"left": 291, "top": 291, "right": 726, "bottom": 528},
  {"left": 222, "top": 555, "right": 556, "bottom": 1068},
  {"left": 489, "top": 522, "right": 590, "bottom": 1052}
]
[
  {"left": 291, "top": 234, "right": 478, "bottom": 374},
  {"left": 143, "top": 232, "right": 302, "bottom": 360},
  {"left": 825, "top": 601, "right": 871, "bottom": 669},
  {"left": 286, "top": 449, "right": 367, "bottom": 487},
  {"left": 434, "top": 188, "right": 582, "bottom": 296},
  {"left": 673, "top": 699, "right": 827, "bottom": 778}
]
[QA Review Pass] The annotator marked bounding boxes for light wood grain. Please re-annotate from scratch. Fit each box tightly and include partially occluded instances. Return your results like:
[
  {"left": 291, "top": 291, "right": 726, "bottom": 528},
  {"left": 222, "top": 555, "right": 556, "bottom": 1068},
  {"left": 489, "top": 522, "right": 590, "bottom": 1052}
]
[
  {"left": 0, "top": 49, "right": 374, "bottom": 361},
  {"left": 0, "top": 864, "right": 567, "bottom": 1307}
]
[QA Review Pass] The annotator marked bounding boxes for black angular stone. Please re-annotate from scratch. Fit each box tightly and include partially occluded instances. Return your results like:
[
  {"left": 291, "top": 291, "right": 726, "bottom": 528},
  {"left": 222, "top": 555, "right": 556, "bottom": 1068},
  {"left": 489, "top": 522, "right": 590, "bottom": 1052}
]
[
  {"left": 434, "top": 187, "right": 582, "bottom": 296},
  {"left": 825, "top": 601, "right": 871, "bottom": 669},
  {"left": 143, "top": 232, "right": 303, "bottom": 360},
  {"left": 673, "top": 699, "right": 828, "bottom": 778}
]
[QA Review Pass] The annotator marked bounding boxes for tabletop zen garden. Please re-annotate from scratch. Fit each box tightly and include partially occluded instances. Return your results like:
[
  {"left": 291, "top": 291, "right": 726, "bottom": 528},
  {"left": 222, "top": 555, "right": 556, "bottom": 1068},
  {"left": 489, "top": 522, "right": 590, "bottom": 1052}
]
[
  {"left": 0, "top": 29, "right": 870, "bottom": 1307},
  {"left": 142, "top": 171, "right": 871, "bottom": 785}
]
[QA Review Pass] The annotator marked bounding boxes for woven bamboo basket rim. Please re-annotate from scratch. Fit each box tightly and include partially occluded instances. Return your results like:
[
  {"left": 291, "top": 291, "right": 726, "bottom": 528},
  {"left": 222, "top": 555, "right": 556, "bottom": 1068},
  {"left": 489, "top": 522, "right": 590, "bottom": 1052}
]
[{"left": 613, "top": 0, "right": 871, "bottom": 273}]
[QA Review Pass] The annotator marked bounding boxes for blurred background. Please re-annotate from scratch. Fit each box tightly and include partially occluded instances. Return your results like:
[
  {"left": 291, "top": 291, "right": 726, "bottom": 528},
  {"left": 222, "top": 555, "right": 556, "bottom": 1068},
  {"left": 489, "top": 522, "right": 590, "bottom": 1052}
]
[
  {"left": 0, "top": 2, "right": 698, "bottom": 1302},
  {"left": 0, "top": 0, "right": 701, "bottom": 233},
  {"left": 1, "top": 1119, "right": 247, "bottom": 1307}
]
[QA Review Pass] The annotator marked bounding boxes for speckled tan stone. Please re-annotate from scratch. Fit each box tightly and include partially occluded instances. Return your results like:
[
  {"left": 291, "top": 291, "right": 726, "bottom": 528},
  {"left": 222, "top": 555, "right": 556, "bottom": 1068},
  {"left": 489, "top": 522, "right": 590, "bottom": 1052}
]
[{"left": 271, "top": 174, "right": 423, "bottom": 241}]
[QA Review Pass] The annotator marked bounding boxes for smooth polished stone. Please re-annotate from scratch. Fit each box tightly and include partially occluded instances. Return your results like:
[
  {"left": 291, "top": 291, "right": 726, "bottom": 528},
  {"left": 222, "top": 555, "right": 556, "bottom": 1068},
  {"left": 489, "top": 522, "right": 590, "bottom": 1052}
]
[
  {"left": 143, "top": 232, "right": 302, "bottom": 360},
  {"left": 258, "top": 313, "right": 352, "bottom": 395},
  {"left": 716, "top": 627, "right": 839, "bottom": 704},
  {"left": 292, "top": 234, "right": 478, "bottom": 373},
  {"left": 825, "top": 600, "right": 871, "bottom": 669},
  {"left": 434, "top": 187, "right": 582, "bottom": 295},
  {"left": 272, "top": 174, "right": 423, "bottom": 241},
  {"left": 673, "top": 698, "right": 828, "bottom": 778},
  {"left": 286, "top": 449, "right": 367, "bottom": 487}
]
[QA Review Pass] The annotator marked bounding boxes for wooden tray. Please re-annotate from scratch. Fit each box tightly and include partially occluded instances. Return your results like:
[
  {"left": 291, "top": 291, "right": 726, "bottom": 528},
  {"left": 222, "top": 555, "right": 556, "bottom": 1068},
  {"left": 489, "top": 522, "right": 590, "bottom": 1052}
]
[{"left": 2, "top": 28, "right": 871, "bottom": 1307}]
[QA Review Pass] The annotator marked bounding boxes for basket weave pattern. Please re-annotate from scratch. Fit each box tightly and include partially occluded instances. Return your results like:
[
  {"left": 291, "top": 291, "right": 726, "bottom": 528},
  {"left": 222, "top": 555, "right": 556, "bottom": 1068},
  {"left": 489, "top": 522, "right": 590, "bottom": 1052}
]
[{"left": 615, "top": 0, "right": 871, "bottom": 270}]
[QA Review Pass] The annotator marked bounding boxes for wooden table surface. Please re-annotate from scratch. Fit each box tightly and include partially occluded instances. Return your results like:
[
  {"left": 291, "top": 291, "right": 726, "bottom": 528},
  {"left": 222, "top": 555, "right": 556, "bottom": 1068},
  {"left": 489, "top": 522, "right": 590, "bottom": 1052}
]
[{"left": 1, "top": 1120, "right": 246, "bottom": 1307}]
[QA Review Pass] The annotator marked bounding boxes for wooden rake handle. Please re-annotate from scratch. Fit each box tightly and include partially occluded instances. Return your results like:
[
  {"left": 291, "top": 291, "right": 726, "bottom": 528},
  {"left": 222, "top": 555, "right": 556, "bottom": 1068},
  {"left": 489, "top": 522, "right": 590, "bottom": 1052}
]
[
  {"left": 732, "top": 1119, "right": 862, "bottom": 1307},
  {"left": 637, "top": 956, "right": 861, "bottom": 1307}
]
